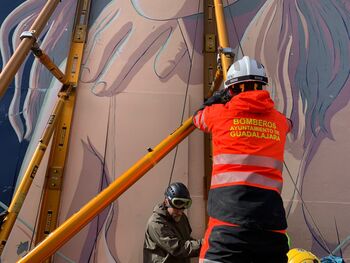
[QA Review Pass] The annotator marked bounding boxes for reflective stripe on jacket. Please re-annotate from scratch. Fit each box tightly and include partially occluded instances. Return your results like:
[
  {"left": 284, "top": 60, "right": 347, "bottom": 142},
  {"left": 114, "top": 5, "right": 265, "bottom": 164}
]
[
  {"left": 193, "top": 90, "right": 291, "bottom": 230},
  {"left": 143, "top": 204, "right": 201, "bottom": 263}
]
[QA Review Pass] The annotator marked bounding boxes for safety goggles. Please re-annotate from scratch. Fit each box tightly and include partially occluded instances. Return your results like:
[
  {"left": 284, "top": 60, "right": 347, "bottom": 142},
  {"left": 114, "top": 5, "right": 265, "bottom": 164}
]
[{"left": 169, "top": 197, "right": 192, "bottom": 209}]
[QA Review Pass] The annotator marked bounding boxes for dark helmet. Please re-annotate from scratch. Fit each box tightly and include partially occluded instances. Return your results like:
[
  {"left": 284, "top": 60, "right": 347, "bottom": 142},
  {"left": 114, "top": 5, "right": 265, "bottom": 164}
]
[{"left": 165, "top": 182, "right": 192, "bottom": 209}]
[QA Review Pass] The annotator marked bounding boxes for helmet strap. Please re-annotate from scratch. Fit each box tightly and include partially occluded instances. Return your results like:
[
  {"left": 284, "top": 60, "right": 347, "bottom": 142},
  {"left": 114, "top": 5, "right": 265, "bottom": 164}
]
[
  {"left": 232, "top": 85, "right": 242, "bottom": 94},
  {"left": 240, "top": 83, "right": 245, "bottom": 92},
  {"left": 254, "top": 83, "right": 264, "bottom": 90},
  {"left": 237, "top": 82, "right": 263, "bottom": 92}
]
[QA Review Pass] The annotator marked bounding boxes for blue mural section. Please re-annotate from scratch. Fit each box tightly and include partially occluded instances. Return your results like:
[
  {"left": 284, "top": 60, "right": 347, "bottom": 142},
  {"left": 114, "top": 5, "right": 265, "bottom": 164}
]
[
  {"left": 0, "top": 0, "right": 74, "bottom": 212},
  {"left": 0, "top": 0, "right": 29, "bottom": 211}
]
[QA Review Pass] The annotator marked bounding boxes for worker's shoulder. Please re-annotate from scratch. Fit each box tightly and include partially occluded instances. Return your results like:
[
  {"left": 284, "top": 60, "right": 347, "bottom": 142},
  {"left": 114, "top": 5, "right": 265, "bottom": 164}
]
[
  {"left": 148, "top": 207, "right": 168, "bottom": 225},
  {"left": 204, "top": 103, "right": 227, "bottom": 115},
  {"left": 272, "top": 108, "right": 288, "bottom": 119},
  {"left": 208, "top": 103, "right": 227, "bottom": 109}
]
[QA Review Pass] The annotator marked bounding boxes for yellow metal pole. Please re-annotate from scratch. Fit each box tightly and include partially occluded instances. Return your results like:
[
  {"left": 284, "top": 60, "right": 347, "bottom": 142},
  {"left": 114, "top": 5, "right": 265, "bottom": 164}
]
[
  {"left": 31, "top": 43, "right": 69, "bottom": 85},
  {"left": 0, "top": 87, "right": 70, "bottom": 255},
  {"left": 213, "top": 0, "right": 232, "bottom": 78},
  {"left": 34, "top": 1, "right": 92, "bottom": 260},
  {"left": 206, "top": 68, "right": 224, "bottom": 98},
  {"left": 0, "top": 0, "right": 61, "bottom": 99},
  {"left": 18, "top": 118, "right": 196, "bottom": 263}
]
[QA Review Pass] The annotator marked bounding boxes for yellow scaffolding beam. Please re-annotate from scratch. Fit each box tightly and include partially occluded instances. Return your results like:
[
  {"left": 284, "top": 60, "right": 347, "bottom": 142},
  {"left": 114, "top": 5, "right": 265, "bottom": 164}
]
[
  {"left": 34, "top": 2, "right": 91, "bottom": 261},
  {"left": 0, "top": 84, "right": 71, "bottom": 255},
  {"left": 214, "top": 0, "right": 232, "bottom": 78}
]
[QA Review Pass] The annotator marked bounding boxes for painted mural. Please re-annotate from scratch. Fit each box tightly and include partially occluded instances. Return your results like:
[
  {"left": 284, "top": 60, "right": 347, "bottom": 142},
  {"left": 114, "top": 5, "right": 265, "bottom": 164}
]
[
  {"left": 0, "top": 0, "right": 76, "bottom": 208},
  {"left": 0, "top": 0, "right": 349, "bottom": 262}
]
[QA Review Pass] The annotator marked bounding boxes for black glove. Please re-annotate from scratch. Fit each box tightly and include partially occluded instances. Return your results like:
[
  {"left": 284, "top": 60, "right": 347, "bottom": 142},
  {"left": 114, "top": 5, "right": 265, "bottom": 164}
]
[
  {"left": 193, "top": 89, "right": 233, "bottom": 118},
  {"left": 204, "top": 88, "right": 232, "bottom": 106}
]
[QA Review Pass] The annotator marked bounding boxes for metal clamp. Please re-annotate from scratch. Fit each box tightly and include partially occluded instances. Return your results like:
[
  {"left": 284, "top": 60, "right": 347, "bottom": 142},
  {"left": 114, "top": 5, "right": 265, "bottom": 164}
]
[
  {"left": 19, "top": 30, "right": 37, "bottom": 41},
  {"left": 216, "top": 47, "right": 235, "bottom": 71},
  {"left": 219, "top": 47, "right": 235, "bottom": 59}
]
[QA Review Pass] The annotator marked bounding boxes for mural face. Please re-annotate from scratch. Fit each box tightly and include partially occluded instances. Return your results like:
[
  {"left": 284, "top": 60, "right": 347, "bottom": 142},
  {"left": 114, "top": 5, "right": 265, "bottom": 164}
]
[{"left": 0, "top": 0, "right": 349, "bottom": 262}]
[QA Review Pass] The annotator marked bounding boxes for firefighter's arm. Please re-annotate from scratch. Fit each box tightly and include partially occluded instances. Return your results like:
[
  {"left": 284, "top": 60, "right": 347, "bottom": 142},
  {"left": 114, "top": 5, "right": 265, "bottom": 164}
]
[
  {"left": 204, "top": 88, "right": 232, "bottom": 107},
  {"left": 149, "top": 221, "right": 202, "bottom": 258},
  {"left": 192, "top": 108, "right": 210, "bottom": 133},
  {"left": 193, "top": 88, "right": 232, "bottom": 132}
]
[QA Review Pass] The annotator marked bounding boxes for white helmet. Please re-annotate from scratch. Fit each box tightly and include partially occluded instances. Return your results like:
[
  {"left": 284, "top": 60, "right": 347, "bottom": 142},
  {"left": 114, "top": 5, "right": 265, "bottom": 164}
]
[{"left": 224, "top": 56, "right": 268, "bottom": 89}]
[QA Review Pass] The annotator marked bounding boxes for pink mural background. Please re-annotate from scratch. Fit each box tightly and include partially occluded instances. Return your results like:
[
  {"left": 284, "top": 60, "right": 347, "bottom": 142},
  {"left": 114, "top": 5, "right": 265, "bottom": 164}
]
[{"left": 0, "top": 0, "right": 349, "bottom": 262}]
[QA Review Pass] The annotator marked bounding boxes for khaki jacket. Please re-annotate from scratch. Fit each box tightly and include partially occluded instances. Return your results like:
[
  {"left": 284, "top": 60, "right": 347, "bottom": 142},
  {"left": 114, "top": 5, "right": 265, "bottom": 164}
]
[{"left": 143, "top": 204, "right": 201, "bottom": 263}]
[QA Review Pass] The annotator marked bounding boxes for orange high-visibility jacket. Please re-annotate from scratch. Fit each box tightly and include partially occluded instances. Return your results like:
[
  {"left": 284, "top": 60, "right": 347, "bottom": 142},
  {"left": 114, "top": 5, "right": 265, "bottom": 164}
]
[{"left": 193, "top": 90, "right": 291, "bottom": 230}]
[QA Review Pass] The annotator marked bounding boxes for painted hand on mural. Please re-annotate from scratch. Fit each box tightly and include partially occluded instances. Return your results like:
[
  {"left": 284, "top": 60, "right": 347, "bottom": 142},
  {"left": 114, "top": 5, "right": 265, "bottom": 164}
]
[
  {"left": 80, "top": 0, "right": 203, "bottom": 97},
  {"left": 80, "top": 0, "right": 243, "bottom": 97}
]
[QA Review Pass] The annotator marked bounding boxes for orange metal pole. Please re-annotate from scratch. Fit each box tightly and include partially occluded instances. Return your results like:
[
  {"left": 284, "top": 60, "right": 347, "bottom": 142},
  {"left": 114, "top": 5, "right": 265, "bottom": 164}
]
[
  {"left": 0, "top": 0, "right": 61, "bottom": 99},
  {"left": 31, "top": 43, "right": 69, "bottom": 85},
  {"left": 18, "top": 118, "right": 195, "bottom": 263},
  {"left": 213, "top": 0, "right": 232, "bottom": 78}
]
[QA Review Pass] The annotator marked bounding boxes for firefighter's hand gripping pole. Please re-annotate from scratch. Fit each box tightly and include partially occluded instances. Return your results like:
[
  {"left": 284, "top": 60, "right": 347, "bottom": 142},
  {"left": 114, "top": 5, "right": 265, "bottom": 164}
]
[
  {"left": 17, "top": 118, "right": 196, "bottom": 263},
  {"left": 0, "top": 85, "right": 72, "bottom": 256}
]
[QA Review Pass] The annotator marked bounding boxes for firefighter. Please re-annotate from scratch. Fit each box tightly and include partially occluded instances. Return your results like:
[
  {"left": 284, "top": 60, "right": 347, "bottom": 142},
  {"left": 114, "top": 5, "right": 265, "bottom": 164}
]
[
  {"left": 143, "top": 182, "right": 202, "bottom": 263},
  {"left": 193, "top": 56, "right": 292, "bottom": 263}
]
